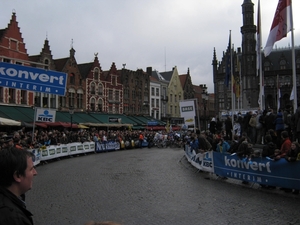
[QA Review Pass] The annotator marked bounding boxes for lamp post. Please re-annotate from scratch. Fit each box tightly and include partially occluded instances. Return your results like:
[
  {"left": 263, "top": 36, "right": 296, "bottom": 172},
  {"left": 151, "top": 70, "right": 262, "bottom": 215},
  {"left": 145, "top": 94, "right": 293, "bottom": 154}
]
[
  {"left": 69, "top": 106, "right": 74, "bottom": 132},
  {"left": 202, "top": 90, "right": 209, "bottom": 131}
]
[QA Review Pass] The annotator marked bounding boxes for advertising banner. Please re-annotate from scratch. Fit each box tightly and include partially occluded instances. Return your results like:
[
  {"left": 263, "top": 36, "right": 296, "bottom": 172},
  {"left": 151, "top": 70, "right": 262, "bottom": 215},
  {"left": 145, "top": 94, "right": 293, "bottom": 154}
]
[
  {"left": 213, "top": 152, "right": 300, "bottom": 189},
  {"left": 0, "top": 62, "right": 67, "bottom": 95},
  {"left": 179, "top": 100, "right": 196, "bottom": 128},
  {"left": 35, "top": 108, "right": 56, "bottom": 122}
]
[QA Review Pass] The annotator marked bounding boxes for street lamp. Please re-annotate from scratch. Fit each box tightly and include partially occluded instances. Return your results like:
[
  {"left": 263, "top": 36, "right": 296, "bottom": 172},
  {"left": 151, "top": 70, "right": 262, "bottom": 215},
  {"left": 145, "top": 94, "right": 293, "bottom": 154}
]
[
  {"left": 69, "top": 106, "right": 74, "bottom": 132},
  {"left": 202, "top": 90, "right": 209, "bottom": 131}
]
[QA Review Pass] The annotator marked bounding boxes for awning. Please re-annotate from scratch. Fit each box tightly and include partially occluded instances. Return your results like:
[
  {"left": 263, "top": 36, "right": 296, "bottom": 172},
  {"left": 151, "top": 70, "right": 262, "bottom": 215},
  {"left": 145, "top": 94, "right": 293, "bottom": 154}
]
[{"left": 0, "top": 117, "right": 21, "bottom": 126}]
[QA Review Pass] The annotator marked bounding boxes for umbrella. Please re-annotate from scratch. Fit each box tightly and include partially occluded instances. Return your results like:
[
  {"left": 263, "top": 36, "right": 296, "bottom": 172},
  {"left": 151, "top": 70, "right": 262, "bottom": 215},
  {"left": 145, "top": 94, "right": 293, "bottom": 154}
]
[{"left": 0, "top": 117, "right": 21, "bottom": 126}]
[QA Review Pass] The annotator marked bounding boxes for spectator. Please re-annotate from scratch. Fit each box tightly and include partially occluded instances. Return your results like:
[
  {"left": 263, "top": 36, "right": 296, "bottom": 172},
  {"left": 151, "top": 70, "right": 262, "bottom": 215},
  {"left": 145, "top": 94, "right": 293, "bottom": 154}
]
[
  {"left": 216, "top": 117, "right": 223, "bottom": 134},
  {"left": 248, "top": 112, "right": 257, "bottom": 144},
  {"left": 274, "top": 131, "right": 291, "bottom": 160},
  {"left": 274, "top": 110, "right": 285, "bottom": 149},
  {"left": 0, "top": 147, "right": 38, "bottom": 225},
  {"left": 262, "top": 134, "right": 277, "bottom": 157},
  {"left": 224, "top": 116, "right": 233, "bottom": 141},
  {"left": 209, "top": 117, "right": 217, "bottom": 135},
  {"left": 215, "top": 138, "right": 230, "bottom": 154},
  {"left": 295, "top": 103, "right": 300, "bottom": 143}
]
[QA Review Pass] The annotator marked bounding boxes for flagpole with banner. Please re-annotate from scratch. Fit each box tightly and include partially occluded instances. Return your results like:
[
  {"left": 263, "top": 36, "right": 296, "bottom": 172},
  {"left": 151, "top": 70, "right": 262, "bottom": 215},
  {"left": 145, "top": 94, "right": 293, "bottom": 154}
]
[
  {"left": 277, "top": 74, "right": 281, "bottom": 112},
  {"left": 231, "top": 42, "right": 235, "bottom": 127},
  {"left": 264, "top": 0, "right": 297, "bottom": 112}
]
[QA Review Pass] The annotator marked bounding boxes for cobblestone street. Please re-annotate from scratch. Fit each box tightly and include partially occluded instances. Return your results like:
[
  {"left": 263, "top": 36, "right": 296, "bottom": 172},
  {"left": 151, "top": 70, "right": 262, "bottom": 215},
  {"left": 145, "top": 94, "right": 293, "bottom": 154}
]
[{"left": 27, "top": 147, "right": 299, "bottom": 225}]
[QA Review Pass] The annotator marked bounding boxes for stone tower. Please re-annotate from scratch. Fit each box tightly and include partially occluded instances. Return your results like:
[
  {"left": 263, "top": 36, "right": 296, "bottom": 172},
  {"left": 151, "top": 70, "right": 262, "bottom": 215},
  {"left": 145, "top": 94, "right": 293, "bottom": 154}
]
[{"left": 240, "top": 0, "right": 259, "bottom": 109}]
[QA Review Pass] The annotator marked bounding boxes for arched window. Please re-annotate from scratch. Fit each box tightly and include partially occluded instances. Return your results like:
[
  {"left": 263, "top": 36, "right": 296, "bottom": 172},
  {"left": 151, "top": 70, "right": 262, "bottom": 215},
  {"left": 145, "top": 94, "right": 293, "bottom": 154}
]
[
  {"left": 94, "top": 68, "right": 99, "bottom": 80},
  {"left": 90, "top": 98, "right": 95, "bottom": 111},
  {"left": 98, "top": 99, "right": 103, "bottom": 112},
  {"left": 98, "top": 84, "right": 103, "bottom": 96},
  {"left": 91, "top": 82, "right": 95, "bottom": 94}
]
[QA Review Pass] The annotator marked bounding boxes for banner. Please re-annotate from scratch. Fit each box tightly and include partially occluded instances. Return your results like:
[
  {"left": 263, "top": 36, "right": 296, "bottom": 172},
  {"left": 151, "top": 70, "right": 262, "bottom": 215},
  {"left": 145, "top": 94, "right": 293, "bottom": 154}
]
[
  {"left": 213, "top": 152, "right": 300, "bottom": 189},
  {"left": 35, "top": 108, "right": 56, "bottom": 122},
  {"left": 0, "top": 62, "right": 67, "bottom": 95},
  {"left": 95, "top": 140, "right": 120, "bottom": 152},
  {"left": 184, "top": 145, "right": 214, "bottom": 173},
  {"left": 179, "top": 100, "right": 196, "bottom": 128}
]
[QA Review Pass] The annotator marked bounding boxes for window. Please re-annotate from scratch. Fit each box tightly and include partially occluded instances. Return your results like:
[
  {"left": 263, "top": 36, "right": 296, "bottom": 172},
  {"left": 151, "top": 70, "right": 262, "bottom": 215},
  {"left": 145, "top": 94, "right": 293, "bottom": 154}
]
[
  {"left": 10, "top": 39, "right": 18, "bottom": 50},
  {"left": 108, "top": 90, "right": 113, "bottom": 100},
  {"left": 50, "top": 94, "right": 56, "bottom": 108},
  {"left": 42, "top": 94, "right": 48, "bottom": 107},
  {"left": 98, "top": 99, "right": 103, "bottom": 112},
  {"left": 156, "top": 99, "right": 159, "bottom": 108},
  {"left": 151, "top": 98, "right": 154, "bottom": 107},
  {"left": 69, "top": 92, "right": 75, "bottom": 108},
  {"left": 174, "top": 95, "right": 177, "bottom": 102},
  {"left": 44, "top": 59, "right": 49, "bottom": 70},
  {"left": 156, "top": 88, "right": 159, "bottom": 96},
  {"left": 91, "top": 98, "right": 95, "bottom": 111},
  {"left": 94, "top": 68, "right": 99, "bottom": 80},
  {"left": 170, "top": 94, "right": 172, "bottom": 103},
  {"left": 69, "top": 73, "right": 75, "bottom": 84},
  {"left": 175, "top": 106, "right": 177, "bottom": 114},
  {"left": 60, "top": 96, "right": 66, "bottom": 107},
  {"left": 280, "top": 60, "right": 286, "bottom": 70},
  {"left": 21, "top": 90, "right": 27, "bottom": 104},
  {"left": 151, "top": 87, "right": 155, "bottom": 96},
  {"left": 264, "top": 61, "right": 270, "bottom": 71},
  {"left": 124, "top": 89, "right": 129, "bottom": 98},
  {"left": 9, "top": 88, "right": 15, "bottom": 104},
  {"left": 77, "top": 90, "right": 83, "bottom": 109},
  {"left": 91, "top": 83, "right": 95, "bottom": 94},
  {"left": 98, "top": 84, "right": 103, "bottom": 96},
  {"left": 0, "top": 87, "right": 3, "bottom": 102},
  {"left": 112, "top": 76, "right": 116, "bottom": 86},
  {"left": 115, "top": 90, "right": 119, "bottom": 101}
]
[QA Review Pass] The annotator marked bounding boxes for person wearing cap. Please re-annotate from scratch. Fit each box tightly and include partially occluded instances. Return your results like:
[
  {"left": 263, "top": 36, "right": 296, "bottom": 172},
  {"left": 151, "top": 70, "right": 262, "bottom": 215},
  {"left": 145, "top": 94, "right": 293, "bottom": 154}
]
[
  {"left": 0, "top": 147, "right": 38, "bottom": 225},
  {"left": 1, "top": 136, "right": 14, "bottom": 149}
]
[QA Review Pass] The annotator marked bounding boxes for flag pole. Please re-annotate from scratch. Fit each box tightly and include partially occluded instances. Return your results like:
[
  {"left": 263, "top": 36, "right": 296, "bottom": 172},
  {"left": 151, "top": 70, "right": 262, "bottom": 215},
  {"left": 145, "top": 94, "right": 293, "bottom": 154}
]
[
  {"left": 231, "top": 35, "right": 235, "bottom": 127},
  {"left": 257, "top": 0, "right": 264, "bottom": 111},
  {"left": 290, "top": 1, "right": 297, "bottom": 112}
]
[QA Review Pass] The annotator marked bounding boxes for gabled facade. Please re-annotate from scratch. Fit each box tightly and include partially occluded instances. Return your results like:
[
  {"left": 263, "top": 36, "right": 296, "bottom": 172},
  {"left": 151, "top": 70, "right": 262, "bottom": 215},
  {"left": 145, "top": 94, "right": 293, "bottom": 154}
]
[
  {"left": 179, "top": 68, "right": 194, "bottom": 100},
  {"left": 121, "top": 67, "right": 149, "bottom": 116},
  {"left": 54, "top": 48, "right": 85, "bottom": 112},
  {"left": 160, "top": 66, "right": 183, "bottom": 125},
  {"left": 0, "top": 12, "right": 34, "bottom": 106},
  {"left": 102, "top": 62, "right": 123, "bottom": 114},
  {"left": 29, "top": 39, "right": 58, "bottom": 108},
  {"left": 78, "top": 54, "right": 103, "bottom": 112}
]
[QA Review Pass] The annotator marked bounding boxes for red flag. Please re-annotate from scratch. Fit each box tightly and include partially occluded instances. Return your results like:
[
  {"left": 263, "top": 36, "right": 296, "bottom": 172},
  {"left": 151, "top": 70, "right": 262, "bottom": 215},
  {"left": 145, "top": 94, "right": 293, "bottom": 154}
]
[{"left": 264, "top": 0, "right": 292, "bottom": 56}]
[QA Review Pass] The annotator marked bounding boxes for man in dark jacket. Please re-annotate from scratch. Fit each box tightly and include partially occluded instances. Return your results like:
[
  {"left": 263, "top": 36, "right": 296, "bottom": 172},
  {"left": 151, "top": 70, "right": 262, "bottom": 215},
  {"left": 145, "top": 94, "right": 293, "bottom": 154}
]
[{"left": 0, "top": 147, "right": 37, "bottom": 225}]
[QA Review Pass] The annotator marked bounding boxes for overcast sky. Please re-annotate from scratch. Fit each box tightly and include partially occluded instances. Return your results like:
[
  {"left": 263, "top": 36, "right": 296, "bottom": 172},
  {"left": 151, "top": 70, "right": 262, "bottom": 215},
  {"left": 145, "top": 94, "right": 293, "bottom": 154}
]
[{"left": 1, "top": 0, "right": 300, "bottom": 92}]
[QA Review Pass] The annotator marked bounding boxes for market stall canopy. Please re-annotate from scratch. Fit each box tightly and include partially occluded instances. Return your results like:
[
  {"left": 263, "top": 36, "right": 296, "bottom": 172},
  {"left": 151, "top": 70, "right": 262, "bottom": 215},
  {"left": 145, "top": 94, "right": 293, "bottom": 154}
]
[{"left": 0, "top": 117, "right": 21, "bottom": 126}]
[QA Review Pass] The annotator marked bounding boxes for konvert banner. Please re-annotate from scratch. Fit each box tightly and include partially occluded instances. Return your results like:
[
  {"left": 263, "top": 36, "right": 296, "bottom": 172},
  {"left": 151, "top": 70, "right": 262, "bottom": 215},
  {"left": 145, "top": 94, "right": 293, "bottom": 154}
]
[{"left": 0, "top": 62, "right": 67, "bottom": 96}]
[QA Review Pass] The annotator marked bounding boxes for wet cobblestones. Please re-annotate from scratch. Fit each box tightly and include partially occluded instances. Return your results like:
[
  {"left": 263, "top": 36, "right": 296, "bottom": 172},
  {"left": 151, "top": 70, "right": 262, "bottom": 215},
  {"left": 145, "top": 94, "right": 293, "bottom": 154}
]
[{"left": 26, "top": 148, "right": 299, "bottom": 225}]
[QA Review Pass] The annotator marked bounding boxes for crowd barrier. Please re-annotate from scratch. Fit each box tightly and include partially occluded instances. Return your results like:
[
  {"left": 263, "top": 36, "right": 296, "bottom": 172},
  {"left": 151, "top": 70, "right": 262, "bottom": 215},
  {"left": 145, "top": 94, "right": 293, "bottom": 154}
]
[{"left": 184, "top": 145, "right": 300, "bottom": 190}]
